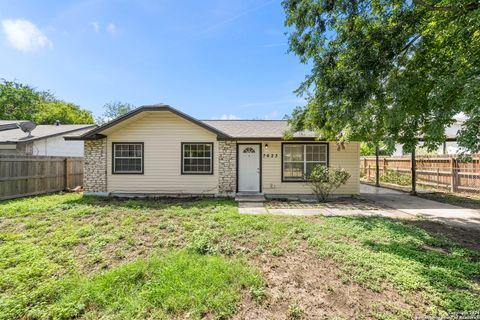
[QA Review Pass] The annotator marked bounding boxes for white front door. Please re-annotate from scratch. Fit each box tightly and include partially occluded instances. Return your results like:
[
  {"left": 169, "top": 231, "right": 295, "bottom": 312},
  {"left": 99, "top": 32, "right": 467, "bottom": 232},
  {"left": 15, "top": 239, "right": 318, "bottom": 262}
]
[{"left": 238, "top": 144, "right": 261, "bottom": 192}]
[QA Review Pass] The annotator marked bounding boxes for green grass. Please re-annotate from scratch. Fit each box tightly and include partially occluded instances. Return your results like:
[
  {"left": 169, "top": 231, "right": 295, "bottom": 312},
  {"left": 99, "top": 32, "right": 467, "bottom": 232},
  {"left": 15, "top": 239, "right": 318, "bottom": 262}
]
[
  {"left": 20, "top": 251, "right": 262, "bottom": 319},
  {"left": 0, "top": 193, "right": 479, "bottom": 319}
]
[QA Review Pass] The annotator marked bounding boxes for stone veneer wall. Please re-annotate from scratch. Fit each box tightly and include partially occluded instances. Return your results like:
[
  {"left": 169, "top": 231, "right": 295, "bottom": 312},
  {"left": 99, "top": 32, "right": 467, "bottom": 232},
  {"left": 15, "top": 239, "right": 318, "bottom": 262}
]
[
  {"left": 83, "top": 139, "right": 107, "bottom": 192},
  {"left": 218, "top": 141, "right": 236, "bottom": 195}
]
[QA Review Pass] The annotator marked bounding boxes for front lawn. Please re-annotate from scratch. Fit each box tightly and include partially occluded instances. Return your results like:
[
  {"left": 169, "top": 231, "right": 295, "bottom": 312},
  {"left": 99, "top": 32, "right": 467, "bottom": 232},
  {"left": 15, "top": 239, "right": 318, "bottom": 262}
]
[{"left": 0, "top": 194, "right": 479, "bottom": 319}]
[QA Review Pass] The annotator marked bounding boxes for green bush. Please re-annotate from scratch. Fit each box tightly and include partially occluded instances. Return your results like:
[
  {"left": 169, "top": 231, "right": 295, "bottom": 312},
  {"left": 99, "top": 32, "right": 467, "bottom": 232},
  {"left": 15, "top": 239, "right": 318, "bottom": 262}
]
[
  {"left": 381, "top": 169, "right": 411, "bottom": 186},
  {"left": 306, "top": 165, "right": 351, "bottom": 202}
]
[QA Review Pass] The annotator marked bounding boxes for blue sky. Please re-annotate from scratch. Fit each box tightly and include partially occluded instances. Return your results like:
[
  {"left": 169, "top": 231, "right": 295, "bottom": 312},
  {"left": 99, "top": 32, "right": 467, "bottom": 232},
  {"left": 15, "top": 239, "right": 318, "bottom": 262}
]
[{"left": 0, "top": 0, "right": 309, "bottom": 120}]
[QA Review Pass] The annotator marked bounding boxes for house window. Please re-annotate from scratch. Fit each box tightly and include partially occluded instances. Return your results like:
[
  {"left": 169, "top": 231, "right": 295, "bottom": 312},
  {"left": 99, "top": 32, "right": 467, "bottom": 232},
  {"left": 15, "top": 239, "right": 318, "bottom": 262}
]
[
  {"left": 112, "top": 143, "right": 143, "bottom": 174},
  {"left": 282, "top": 143, "right": 328, "bottom": 181},
  {"left": 182, "top": 143, "right": 213, "bottom": 174}
]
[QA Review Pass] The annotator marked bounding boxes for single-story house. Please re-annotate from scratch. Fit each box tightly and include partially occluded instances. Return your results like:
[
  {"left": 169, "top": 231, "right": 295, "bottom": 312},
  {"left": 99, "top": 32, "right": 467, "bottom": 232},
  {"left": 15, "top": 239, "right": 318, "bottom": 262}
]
[
  {"left": 66, "top": 104, "right": 359, "bottom": 198},
  {"left": 0, "top": 121, "right": 95, "bottom": 157}
]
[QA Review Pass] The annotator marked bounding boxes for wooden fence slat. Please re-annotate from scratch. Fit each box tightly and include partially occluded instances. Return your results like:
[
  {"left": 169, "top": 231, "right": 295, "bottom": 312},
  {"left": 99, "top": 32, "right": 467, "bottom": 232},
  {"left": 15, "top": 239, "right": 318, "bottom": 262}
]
[
  {"left": 360, "top": 155, "right": 480, "bottom": 194},
  {"left": 0, "top": 155, "right": 84, "bottom": 200}
]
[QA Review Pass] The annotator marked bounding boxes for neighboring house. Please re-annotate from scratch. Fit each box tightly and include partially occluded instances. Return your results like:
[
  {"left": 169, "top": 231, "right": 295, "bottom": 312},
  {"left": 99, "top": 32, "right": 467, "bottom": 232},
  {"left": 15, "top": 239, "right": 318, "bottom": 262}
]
[
  {"left": 67, "top": 105, "right": 360, "bottom": 198},
  {"left": 0, "top": 121, "right": 96, "bottom": 157},
  {"left": 392, "top": 119, "right": 465, "bottom": 156}
]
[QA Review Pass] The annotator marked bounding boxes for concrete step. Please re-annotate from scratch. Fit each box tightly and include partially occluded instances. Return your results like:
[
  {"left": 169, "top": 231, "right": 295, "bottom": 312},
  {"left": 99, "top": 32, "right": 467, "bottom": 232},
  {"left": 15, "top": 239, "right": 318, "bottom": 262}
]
[{"left": 235, "top": 193, "right": 266, "bottom": 202}]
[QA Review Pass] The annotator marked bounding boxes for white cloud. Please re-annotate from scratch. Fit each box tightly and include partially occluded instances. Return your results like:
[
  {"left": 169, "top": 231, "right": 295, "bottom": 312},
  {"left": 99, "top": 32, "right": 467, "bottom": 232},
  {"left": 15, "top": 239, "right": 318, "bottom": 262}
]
[
  {"left": 212, "top": 114, "right": 241, "bottom": 120},
  {"left": 106, "top": 23, "right": 117, "bottom": 35},
  {"left": 1, "top": 19, "right": 52, "bottom": 52},
  {"left": 90, "top": 21, "right": 99, "bottom": 33}
]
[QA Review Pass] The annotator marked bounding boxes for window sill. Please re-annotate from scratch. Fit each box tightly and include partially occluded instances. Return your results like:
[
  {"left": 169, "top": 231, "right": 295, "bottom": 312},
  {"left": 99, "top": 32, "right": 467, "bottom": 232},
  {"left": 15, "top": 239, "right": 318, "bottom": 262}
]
[
  {"left": 181, "top": 172, "right": 214, "bottom": 175},
  {"left": 112, "top": 172, "right": 144, "bottom": 175}
]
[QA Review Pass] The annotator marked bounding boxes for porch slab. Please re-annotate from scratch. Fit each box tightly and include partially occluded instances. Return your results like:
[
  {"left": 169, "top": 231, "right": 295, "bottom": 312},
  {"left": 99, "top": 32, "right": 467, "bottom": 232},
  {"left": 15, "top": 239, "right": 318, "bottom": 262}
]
[
  {"left": 238, "top": 202, "right": 268, "bottom": 214},
  {"left": 235, "top": 193, "right": 266, "bottom": 202}
]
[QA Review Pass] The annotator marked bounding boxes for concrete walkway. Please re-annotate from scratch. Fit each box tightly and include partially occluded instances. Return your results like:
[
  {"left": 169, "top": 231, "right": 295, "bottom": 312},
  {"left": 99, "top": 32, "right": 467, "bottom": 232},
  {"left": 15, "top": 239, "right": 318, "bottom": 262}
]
[
  {"left": 238, "top": 197, "right": 412, "bottom": 219},
  {"left": 360, "top": 184, "right": 480, "bottom": 230},
  {"left": 238, "top": 185, "right": 480, "bottom": 231}
]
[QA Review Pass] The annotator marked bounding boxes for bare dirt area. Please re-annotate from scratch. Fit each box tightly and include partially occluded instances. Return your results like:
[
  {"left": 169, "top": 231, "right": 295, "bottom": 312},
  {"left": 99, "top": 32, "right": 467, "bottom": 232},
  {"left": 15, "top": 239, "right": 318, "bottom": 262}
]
[
  {"left": 234, "top": 245, "right": 425, "bottom": 320},
  {"left": 407, "top": 219, "right": 480, "bottom": 251}
]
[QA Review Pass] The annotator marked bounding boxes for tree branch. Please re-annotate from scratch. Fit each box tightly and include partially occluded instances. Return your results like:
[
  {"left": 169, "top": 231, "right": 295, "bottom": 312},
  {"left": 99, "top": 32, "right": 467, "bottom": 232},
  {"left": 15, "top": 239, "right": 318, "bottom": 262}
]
[{"left": 399, "top": 34, "right": 421, "bottom": 55}]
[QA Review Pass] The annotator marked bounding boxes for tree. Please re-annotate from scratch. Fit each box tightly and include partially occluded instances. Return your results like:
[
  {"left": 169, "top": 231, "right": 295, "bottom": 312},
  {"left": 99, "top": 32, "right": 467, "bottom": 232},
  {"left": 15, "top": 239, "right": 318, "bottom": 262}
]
[
  {"left": 0, "top": 79, "right": 45, "bottom": 120},
  {"left": 96, "top": 101, "right": 135, "bottom": 124},
  {"left": 0, "top": 79, "right": 94, "bottom": 124},
  {"left": 306, "top": 165, "right": 351, "bottom": 202},
  {"left": 282, "top": 0, "right": 480, "bottom": 153},
  {"left": 34, "top": 101, "right": 94, "bottom": 124},
  {"left": 360, "top": 143, "right": 376, "bottom": 156}
]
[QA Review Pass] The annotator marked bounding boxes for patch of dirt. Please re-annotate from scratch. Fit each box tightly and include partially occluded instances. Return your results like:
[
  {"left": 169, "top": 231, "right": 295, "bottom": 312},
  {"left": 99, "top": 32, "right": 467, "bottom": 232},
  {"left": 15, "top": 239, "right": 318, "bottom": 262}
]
[
  {"left": 234, "top": 245, "right": 427, "bottom": 320},
  {"left": 72, "top": 212, "right": 181, "bottom": 273},
  {"left": 407, "top": 220, "right": 480, "bottom": 251},
  {"left": 420, "top": 244, "right": 450, "bottom": 255}
]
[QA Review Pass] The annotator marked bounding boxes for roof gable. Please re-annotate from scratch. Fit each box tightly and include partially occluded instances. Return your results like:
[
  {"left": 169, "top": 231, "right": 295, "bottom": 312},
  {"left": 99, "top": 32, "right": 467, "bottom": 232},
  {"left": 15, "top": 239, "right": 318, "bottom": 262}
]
[
  {"left": 202, "top": 120, "right": 315, "bottom": 139},
  {"left": 71, "top": 104, "right": 231, "bottom": 140}
]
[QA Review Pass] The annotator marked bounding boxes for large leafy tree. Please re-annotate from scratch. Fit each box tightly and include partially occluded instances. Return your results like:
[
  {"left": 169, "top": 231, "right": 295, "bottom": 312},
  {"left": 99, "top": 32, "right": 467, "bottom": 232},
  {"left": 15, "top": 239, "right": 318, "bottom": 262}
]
[
  {"left": 33, "top": 101, "right": 94, "bottom": 124},
  {"left": 0, "top": 79, "right": 94, "bottom": 124},
  {"left": 96, "top": 101, "right": 135, "bottom": 124},
  {"left": 282, "top": 0, "right": 480, "bottom": 153}
]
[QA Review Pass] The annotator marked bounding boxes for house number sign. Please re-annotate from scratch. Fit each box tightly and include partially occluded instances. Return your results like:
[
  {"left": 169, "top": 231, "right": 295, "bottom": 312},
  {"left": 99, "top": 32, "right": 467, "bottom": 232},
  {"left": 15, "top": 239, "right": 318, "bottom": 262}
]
[{"left": 263, "top": 153, "right": 279, "bottom": 158}]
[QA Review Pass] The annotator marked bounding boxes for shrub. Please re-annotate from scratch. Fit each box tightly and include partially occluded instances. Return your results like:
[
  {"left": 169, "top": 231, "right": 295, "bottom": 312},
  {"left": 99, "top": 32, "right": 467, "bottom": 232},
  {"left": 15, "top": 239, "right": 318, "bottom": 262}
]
[
  {"left": 306, "top": 165, "right": 351, "bottom": 202},
  {"left": 381, "top": 169, "right": 411, "bottom": 186}
]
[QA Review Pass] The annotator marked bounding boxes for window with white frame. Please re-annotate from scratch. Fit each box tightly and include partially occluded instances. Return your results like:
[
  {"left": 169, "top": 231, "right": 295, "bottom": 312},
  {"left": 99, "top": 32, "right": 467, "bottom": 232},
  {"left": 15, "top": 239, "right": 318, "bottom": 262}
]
[
  {"left": 283, "top": 143, "right": 328, "bottom": 181},
  {"left": 182, "top": 143, "right": 213, "bottom": 174},
  {"left": 113, "top": 143, "right": 143, "bottom": 174}
]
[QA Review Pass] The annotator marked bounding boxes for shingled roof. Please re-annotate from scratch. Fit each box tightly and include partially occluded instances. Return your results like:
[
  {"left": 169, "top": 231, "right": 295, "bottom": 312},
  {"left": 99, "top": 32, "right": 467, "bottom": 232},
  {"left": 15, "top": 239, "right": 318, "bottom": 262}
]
[
  {"left": 202, "top": 120, "right": 315, "bottom": 139},
  {"left": 0, "top": 124, "right": 96, "bottom": 143}
]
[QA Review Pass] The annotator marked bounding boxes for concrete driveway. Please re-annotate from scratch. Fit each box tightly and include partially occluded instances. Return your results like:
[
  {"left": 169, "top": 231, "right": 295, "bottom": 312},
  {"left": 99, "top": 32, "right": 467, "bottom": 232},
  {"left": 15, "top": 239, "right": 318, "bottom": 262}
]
[{"left": 360, "top": 184, "right": 480, "bottom": 231}]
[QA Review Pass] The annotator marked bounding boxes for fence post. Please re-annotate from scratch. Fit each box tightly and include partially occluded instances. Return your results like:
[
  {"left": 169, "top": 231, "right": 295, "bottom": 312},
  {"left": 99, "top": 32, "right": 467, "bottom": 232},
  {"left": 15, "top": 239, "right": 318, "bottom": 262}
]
[
  {"left": 411, "top": 148, "right": 417, "bottom": 195},
  {"left": 364, "top": 158, "right": 367, "bottom": 175},
  {"left": 368, "top": 165, "right": 371, "bottom": 180},
  {"left": 450, "top": 157, "right": 457, "bottom": 193},
  {"left": 375, "top": 146, "right": 380, "bottom": 187},
  {"left": 64, "top": 158, "right": 70, "bottom": 191}
]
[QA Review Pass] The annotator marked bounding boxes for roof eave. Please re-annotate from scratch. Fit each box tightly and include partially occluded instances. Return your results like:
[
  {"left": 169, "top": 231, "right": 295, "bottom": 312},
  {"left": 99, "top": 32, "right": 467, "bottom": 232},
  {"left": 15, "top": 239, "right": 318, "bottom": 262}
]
[
  {"left": 218, "top": 137, "right": 319, "bottom": 141},
  {"left": 64, "top": 133, "right": 107, "bottom": 141}
]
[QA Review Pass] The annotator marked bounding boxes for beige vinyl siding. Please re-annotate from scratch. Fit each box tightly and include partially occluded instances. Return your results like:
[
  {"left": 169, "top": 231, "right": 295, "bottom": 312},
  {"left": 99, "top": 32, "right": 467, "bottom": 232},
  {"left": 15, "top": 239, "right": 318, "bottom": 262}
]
[
  {"left": 240, "top": 141, "right": 360, "bottom": 195},
  {"left": 106, "top": 111, "right": 218, "bottom": 194}
]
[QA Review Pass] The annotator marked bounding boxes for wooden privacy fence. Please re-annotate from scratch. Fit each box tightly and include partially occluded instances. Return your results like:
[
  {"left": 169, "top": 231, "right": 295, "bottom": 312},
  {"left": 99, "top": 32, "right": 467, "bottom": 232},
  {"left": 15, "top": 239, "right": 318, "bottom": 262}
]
[
  {"left": 360, "top": 155, "right": 480, "bottom": 194},
  {"left": 0, "top": 155, "right": 83, "bottom": 201}
]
